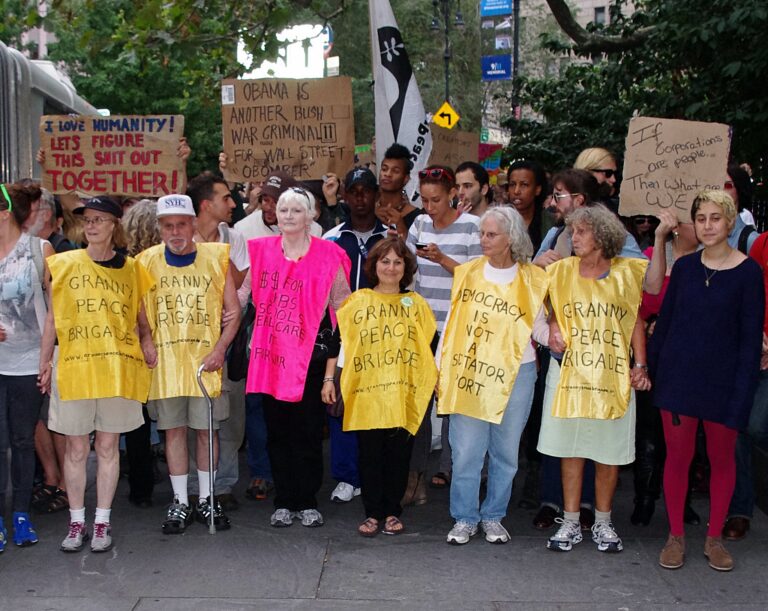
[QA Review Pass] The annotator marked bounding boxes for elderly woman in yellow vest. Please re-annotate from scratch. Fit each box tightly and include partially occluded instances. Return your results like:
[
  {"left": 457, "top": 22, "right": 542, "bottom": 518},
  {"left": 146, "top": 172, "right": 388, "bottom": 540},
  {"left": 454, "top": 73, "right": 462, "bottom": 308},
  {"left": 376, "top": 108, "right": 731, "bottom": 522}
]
[
  {"left": 38, "top": 196, "right": 156, "bottom": 554},
  {"left": 538, "top": 204, "right": 650, "bottom": 554},
  {"left": 327, "top": 236, "right": 437, "bottom": 537},
  {"left": 437, "top": 207, "right": 549, "bottom": 545}
]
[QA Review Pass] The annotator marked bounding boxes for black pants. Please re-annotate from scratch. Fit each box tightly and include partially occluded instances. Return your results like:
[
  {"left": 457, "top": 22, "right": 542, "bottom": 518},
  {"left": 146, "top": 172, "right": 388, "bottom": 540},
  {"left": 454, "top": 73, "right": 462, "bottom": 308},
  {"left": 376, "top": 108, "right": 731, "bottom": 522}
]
[
  {"left": 634, "top": 388, "right": 664, "bottom": 502},
  {"left": 124, "top": 405, "right": 154, "bottom": 503},
  {"left": 262, "top": 370, "right": 325, "bottom": 511},
  {"left": 0, "top": 374, "right": 42, "bottom": 513},
  {"left": 357, "top": 428, "right": 414, "bottom": 520}
]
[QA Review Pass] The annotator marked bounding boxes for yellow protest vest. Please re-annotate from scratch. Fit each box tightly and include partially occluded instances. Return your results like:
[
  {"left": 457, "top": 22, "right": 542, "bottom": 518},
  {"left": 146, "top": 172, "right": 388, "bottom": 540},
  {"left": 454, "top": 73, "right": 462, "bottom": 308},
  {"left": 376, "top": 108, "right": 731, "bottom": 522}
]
[
  {"left": 438, "top": 257, "right": 549, "bottom": 423},
  {"left": 337, "top": 290, "right": 437, "bottom": 435},
  {"left": 137, "top": 243, "right": 229, "bottom": 400},
  {"left": 549, "top": 256, "right": 648, "bottom": 419},
  {"left": 48, "top": 250, "right": 155, "bottom": 402}
]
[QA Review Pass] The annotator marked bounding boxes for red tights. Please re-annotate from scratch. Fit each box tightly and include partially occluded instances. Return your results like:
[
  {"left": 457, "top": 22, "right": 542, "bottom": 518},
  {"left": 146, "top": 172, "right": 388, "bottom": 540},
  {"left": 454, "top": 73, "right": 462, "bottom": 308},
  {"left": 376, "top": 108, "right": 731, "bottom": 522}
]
[{"left": 661, "top": 410, "right": 737, "bottom": 537}]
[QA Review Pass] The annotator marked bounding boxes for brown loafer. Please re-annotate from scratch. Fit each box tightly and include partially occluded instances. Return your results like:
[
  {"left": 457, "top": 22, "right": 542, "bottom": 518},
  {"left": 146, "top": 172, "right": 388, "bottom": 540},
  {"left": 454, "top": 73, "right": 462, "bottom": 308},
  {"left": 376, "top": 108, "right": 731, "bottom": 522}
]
[
  {"left": 722, "top": 516, "right": 750, "bottom": 541},
  {"left": 704, "top": 536, "right": 734, "bottom": 572},
  {"left": 659, "top": 534, "right": 685, "bottom": 569},
  {"left": 532, "top": 505, "right": 559, "bottom": 530}
]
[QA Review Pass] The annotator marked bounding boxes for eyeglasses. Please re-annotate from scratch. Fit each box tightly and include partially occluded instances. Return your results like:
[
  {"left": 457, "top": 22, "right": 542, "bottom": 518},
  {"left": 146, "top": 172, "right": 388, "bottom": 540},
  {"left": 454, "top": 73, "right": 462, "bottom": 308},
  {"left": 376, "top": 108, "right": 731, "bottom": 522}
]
[
  {"left": 552, "top": 192, "right": 581, "bottom": 202},
  {"left": 0, "top": 184, "right": 12, "bottom": 212},
  {"left": 592, "top": 169, "right": 616, "bottom": 178},
  {"left": 80, "top": 216, "right": 114, "bottom": 226},
  {"left": 418, "top": 168, "right": 454, "bottom": 182},
  {"left": 724, "top": 180, "right": 735, "bottom": 189}
]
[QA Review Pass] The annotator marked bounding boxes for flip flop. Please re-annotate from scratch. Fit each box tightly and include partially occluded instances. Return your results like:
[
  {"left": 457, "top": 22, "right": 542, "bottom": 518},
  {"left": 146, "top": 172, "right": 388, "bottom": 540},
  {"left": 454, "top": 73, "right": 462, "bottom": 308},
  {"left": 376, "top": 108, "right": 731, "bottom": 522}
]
[
  {"left": 358, "top": 517, "right": 379, "bottom": 538},
  {"left": 429, "top": 472, "right": 450, "bottom": 489},
  {"left": 382, "top": 516, "right": 404, "bottom": 536}
]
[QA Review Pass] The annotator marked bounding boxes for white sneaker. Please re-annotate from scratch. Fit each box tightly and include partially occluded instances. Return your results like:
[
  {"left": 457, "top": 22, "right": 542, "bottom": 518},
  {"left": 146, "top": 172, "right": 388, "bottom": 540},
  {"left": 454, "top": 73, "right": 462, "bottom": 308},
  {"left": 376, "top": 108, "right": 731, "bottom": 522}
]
[
  {"left": 299, "top": 509, "right": 324, "bottom": 527},
  {"left": 446, "top": 521, "right": 478, "bottom": 545},
  {"left": 270, "top": 508, "right": 294, "bottom": 528},
  {"left": 591, "top": 520, "right": 623, "bottom": 553},
  {"left": 481, "top": 520, "right": 510, "bottom": 544},
  {"left": 90, "top": 522, "right": 112, "bottom": 553},
  {"left": 330, "top": 482, "right": 361, "bottom": 503},
  {"left": 60, "top": 521, "right": 89, "bottom": 553},
  {"left": 547, "top": 518, "right": 583, "bottom": 552}
]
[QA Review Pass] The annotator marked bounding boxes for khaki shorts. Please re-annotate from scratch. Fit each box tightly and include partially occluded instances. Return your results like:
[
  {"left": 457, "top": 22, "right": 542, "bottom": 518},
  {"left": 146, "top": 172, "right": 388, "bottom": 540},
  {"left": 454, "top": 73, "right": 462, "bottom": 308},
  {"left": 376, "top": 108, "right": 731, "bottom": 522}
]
[
  {"left": 48, "top": 350, "right": 144, "bottom": 435},
  {"left": 147, "top": 394, "right": 229, "bottom": 431}
]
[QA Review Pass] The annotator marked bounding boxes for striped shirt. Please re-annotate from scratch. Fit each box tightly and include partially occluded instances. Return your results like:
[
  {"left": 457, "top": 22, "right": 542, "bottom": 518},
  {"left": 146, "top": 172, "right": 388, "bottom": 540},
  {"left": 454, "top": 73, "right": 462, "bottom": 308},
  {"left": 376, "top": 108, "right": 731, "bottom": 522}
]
[{"left": 406, "top": 213, "right": 482, "bottom": 331}]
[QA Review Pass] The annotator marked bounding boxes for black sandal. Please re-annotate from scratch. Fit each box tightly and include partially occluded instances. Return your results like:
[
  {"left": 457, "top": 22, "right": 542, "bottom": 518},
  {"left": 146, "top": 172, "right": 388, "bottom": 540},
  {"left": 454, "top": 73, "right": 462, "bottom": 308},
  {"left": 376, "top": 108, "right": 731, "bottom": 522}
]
[
  {"left": 33, "top": 486, "right": 69, "bottom": 513},
  {"left": 429, "top": 472, "right": 451, "bottom": 489}
]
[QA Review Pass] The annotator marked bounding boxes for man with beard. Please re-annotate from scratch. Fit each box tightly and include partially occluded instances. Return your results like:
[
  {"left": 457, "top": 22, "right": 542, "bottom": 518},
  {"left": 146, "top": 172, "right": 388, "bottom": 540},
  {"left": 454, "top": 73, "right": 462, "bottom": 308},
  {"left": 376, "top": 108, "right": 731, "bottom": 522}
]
[
  {"left": 323, "top": 167, "right": 389, "bottom": 503},
  {"left": 138, "top": 194, "right": 240, "bottom": 533},
  {"left": 455, "top": 161, "right": 491, "bottom": 217}
]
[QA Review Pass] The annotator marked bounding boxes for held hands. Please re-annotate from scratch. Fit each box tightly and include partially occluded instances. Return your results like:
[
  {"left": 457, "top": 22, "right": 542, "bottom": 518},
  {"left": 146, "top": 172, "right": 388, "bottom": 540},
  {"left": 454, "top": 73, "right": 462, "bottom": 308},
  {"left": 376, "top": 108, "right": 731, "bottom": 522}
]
[
  {"left": 141, "top": 336, "right": 158, "bottom": 369},
  {"left": 221, "top": 308, "right": 238, "bottom": 328},
  {"left": 37, "top": 361, "right": 52, "bottom": 394},
  {"left": 630, "top": 366, "right": 652, "bottom": 391},
  {"left": 548, "top": 318, "right": 566, "bottom": 353}
]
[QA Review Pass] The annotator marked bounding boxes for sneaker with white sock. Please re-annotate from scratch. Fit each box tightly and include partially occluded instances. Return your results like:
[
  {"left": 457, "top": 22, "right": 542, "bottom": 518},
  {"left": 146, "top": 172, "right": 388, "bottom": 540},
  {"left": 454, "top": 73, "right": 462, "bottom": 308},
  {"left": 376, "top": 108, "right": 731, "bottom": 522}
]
[
  {"left": 270, "top": 508, "right": 294, "bottom": 527},
  {"left": 547, "top": 518, "right": 583, "bottom": 552},
  {"left": 591, "top": 520, "right": 623, "bottom": 553},
  {"left": 91, "top": 522, "right": 112, "bottom": 553},
  {"left": 330, "top": 482, "right": 361, "bottom": 503},
  {"left": 481, "top": 520, "right": 510, "bottom": 544},
  {"left": 446, "top": 521, "right": 478, "bottom": 545},
  {"left": 298, "top": 509, "right": 324, "bottom": 527},
  {"left": 60, "top": 521, "right": 89, "bottom": 552}
]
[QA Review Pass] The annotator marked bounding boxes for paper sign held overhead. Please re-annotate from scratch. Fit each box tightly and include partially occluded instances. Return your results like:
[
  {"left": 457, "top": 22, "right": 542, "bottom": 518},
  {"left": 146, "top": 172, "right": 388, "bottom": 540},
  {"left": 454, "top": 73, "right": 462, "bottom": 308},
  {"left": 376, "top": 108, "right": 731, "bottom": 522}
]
[
  {"left": 221, "top": 77, "right": 356, "bottom": 182},
  {"left": 620, "top": 117, "right": 731, "bottom": 222},
  {"left": 39, "top": 115, "right": 186, "bottom": 197},
  {"left": 432, "top": 101, "right": 460, "bottom": 130},
  {"left": 429, "top": 126, "right": 479, "bottom": 168}
]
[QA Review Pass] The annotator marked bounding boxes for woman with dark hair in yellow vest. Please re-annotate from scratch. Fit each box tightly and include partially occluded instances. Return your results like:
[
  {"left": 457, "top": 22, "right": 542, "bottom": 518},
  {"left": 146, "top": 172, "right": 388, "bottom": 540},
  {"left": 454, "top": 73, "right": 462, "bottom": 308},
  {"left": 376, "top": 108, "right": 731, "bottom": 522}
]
[{"left": 38, "top": 196, "right": 156, "bottom": 554}]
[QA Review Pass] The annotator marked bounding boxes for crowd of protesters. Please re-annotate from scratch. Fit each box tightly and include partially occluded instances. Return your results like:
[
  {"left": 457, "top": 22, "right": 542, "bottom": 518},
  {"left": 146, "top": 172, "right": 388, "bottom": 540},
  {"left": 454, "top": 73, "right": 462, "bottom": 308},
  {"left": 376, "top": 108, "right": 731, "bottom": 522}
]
[{"left": 0, "top": 141, "right": 765, "bottom": 576}]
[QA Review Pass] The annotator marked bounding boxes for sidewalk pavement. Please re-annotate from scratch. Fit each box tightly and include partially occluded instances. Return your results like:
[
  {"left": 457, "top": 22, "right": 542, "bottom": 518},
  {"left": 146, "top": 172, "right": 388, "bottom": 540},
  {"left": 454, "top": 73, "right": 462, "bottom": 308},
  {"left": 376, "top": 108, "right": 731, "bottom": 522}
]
[{"left": 1, "top": 449, "right": 767, "bottom": 610}]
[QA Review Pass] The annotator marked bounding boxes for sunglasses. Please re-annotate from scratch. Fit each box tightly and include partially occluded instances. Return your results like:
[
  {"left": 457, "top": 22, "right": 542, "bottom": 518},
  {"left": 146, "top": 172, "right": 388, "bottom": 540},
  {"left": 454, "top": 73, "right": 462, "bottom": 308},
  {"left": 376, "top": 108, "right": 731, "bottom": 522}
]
[
  {"left": 418, "top": 168, "right": 453, "bottom": 182},
  {"left": 724, "top": 180, "right": 735, "bottom": 189},
  {"left": 0, "top": 184, "right": 12, "bottom": 212},
  {"left": 592, "top": 169, "right": 616, "bottom": 178},
  {"left": 633, "top": 216, "right": 653, "bottom": 224}
]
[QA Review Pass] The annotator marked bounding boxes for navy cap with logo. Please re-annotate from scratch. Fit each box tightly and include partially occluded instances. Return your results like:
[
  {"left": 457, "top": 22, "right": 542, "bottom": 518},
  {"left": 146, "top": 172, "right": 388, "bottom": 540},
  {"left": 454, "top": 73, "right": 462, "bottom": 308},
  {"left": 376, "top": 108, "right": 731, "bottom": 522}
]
[
  {"left": 73, "top": 196, "right": 123, "bottom": 219},
  {"left": 344, "top": 167, "right": 378, "bottom": 191},
  {"left": 261, "top": 171, "right": 298, "bottom": 201}
]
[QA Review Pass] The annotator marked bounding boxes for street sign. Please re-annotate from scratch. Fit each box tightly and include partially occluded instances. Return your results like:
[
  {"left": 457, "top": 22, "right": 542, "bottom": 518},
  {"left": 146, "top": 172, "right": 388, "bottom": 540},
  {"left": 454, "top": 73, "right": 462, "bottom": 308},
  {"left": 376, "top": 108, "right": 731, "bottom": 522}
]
[{"left": 432, "top": 101, "right": 460, "bottom": 129}]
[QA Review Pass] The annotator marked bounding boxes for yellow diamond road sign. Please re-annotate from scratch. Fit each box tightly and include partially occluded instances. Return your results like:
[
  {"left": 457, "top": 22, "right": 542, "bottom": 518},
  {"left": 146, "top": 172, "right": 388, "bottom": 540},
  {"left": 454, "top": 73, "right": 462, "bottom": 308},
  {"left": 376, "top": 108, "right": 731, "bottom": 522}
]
[{"left": 433, "top": 101, "right": 460, "bottom": 129}]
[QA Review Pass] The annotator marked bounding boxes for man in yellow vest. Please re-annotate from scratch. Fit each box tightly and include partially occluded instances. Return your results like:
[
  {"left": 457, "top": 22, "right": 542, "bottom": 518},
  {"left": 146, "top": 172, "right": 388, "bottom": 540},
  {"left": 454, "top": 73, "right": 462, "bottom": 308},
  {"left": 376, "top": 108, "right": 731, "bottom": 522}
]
[{"left": 138, "top": 194, "right": 240, "bottom": 533}]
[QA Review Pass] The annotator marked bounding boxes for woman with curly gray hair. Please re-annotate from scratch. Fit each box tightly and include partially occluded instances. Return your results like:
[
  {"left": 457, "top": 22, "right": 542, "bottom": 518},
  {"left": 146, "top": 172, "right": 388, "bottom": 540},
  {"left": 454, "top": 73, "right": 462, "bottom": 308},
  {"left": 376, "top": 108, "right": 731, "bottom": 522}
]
[
  {"left": 437, "top": 206, "right": 549, "bottom": 544},
  {"left": 537, "top": 204, "right": 651, "bottom": 555}
]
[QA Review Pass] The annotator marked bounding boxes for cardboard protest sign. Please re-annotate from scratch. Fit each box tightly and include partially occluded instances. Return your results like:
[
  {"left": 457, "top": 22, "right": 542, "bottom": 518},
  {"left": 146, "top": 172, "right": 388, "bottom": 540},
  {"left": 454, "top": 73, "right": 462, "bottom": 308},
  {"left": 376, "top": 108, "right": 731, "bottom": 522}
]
[
  {"left": 620, "top": 117, "right": 731, "bottom": 221},
  {"left": 220, "top": 77, "right": 356, "bottom": 182},
  {"left": 39, "top": 115, "right": 186, "bottom": 197},
  {"left": 429, "top": 126, "right": 479, "bottom": 168}
]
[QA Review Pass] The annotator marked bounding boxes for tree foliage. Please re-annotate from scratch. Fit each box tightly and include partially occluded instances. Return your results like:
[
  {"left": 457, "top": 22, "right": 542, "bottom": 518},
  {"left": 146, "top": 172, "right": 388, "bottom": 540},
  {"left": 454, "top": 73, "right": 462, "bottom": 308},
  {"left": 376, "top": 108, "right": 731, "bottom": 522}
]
[{"left": 506, "top": 0, "right": 768, "bottom": 176}]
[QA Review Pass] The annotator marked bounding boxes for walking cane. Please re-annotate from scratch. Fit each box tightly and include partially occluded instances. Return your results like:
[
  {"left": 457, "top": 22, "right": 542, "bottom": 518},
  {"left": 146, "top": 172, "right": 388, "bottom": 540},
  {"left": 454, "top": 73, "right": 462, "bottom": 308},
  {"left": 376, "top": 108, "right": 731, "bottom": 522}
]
[{"left": 196, "top": 363, "right": 216, "bottom": 534}]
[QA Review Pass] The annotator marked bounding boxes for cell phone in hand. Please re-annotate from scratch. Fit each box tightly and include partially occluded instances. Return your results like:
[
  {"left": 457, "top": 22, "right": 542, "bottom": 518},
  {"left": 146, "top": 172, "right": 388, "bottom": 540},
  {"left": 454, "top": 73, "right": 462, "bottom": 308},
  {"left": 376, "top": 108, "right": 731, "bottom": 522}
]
[{"left": 416, "top": 242, "right": 428, "bottom": 250}]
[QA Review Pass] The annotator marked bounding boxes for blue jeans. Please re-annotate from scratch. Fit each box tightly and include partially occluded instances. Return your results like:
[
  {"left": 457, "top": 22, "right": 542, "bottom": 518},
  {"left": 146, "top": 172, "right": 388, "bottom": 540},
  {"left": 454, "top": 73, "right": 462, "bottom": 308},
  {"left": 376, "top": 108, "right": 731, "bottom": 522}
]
[
  {"left": 245, "top": 393, "right": 272, "bottom": 481},
  {"left": 728, "top": 369, "right": 768, "bottom": 518},
  {"left": 329, "top": 415, "right": 360, "bottom": 487},
  {"left": 449, "top": 362, "right": 536, "bottom": 524}
]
